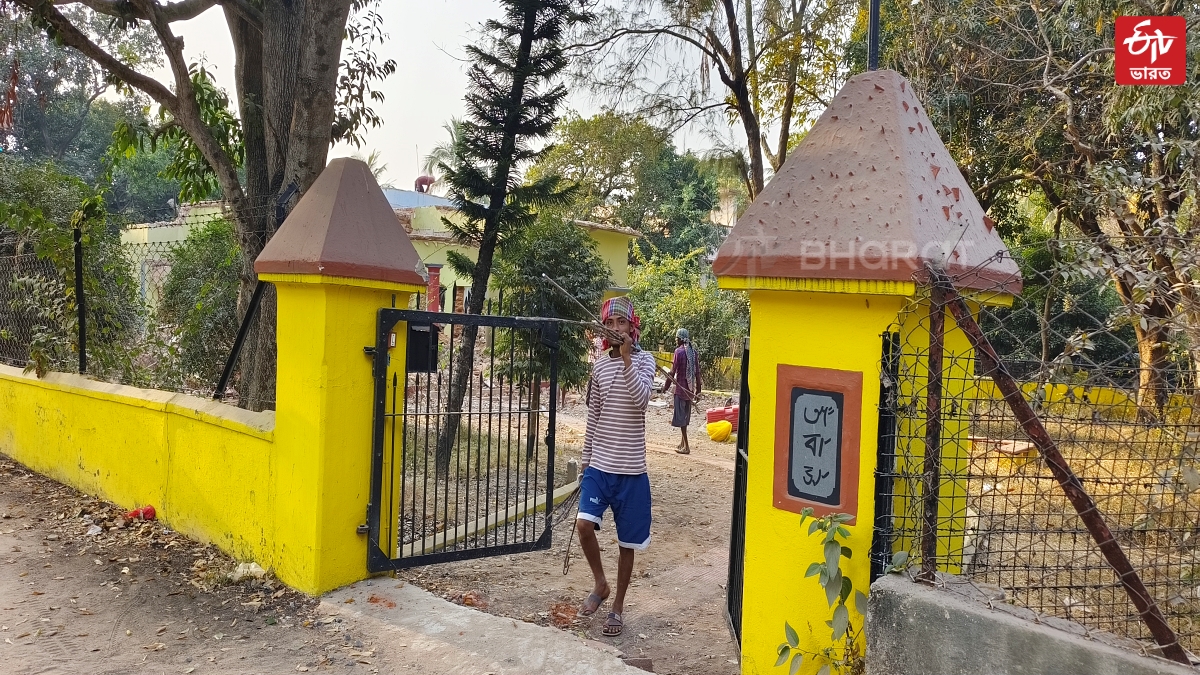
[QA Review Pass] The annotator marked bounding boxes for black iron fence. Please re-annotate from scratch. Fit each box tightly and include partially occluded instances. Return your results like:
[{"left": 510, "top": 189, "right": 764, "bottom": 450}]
[
  {"left": 874, "top": 239, "right": 1200, "bottom": 662},
  {"left": 0, "top": 201, "right": 272, "bottom": 407},
  {"left": 726, "top": 336, "right": 751, "bottom": 645}
]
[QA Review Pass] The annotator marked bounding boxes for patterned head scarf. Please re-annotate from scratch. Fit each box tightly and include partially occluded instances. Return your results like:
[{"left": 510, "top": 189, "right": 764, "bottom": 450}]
[
  {"left": 600, "top": 296, "right": 640, "bottom": 350},
  {"left": 676, "top": 327, "right": 698, "bottom": 392}
]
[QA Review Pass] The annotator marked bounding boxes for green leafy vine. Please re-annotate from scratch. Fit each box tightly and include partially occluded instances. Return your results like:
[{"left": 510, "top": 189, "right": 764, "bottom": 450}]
[{"left": 776, "top": 508, "right": 909, "bottom": 675}]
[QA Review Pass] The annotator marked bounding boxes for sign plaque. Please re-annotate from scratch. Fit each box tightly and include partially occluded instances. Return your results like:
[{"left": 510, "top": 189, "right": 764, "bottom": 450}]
[{"left": 774, "top": 365, "right": 863, "bottom": 520}]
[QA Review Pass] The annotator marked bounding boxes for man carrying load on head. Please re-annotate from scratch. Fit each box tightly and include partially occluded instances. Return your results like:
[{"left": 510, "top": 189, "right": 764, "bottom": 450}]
[{"left": 575, "top": 296, "right": 658, "bottom": 639}]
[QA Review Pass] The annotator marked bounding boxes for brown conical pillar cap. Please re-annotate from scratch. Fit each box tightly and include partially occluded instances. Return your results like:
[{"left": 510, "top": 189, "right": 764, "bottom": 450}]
[
  {"left": 255, "top": 158, "right": 427, "bottom": 287},
  {"left": 713, "top": 69, "right": 1020, "bottom": 294}
]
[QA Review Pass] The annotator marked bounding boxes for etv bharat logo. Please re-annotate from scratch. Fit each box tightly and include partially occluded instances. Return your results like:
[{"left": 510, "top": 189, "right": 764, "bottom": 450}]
[{"left": 1115, "top": 16, "right": 1186, "bottom": 85}]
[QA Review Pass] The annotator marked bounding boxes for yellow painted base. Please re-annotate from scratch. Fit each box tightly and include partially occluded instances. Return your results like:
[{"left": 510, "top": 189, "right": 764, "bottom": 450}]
[
  {"left": 739, "top": 290, "right": 904, "bottom": 675},
  {"left": 272, "top": 281, "right": 412, "bottom": 593}
]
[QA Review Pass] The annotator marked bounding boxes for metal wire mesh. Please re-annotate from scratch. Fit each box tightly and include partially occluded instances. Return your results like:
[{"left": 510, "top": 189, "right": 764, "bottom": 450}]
[
  {"left": 0, "top": 199, "right": 275, "bottom": 408},
  {"left": 873, "top": 238, "right": 1200, "bottom": 652},
  {"left": 0, "top": 253, "right": 67, "bottom": 370}
]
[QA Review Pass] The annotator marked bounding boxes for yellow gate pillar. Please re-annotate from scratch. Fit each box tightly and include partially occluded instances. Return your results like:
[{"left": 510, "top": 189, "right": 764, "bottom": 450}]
[
  {"left": 713, "top": 70, "right": 1019, "bottom": 674},
  {"left": 255, "top": 158, "right": 426, "bottom": 594}
]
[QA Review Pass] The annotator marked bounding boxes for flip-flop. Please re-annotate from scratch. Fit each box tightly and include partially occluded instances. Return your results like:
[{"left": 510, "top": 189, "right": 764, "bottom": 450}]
[
  {"left": 603, "top": 611, "right": 623, "bottom": 637},
  {"left": 579, "top": 591, "right": 608, "bottom": 617}
]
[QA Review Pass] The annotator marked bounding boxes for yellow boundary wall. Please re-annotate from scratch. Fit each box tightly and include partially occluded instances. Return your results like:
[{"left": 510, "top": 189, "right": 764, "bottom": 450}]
[
  {"left": 970, "top": 379, "right": 1195, "bottom": 422},
  {"left": 0, "top": 366, "right": 279, "bottom": 566},
  {"left": 0, "top": 275, "right": 418, "bottom": 595}
]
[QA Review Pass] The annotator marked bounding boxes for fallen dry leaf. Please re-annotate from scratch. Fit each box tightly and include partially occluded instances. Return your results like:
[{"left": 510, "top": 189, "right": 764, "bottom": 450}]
[{"left": 367, "top": 595, "right": 395, "bottom": 609}]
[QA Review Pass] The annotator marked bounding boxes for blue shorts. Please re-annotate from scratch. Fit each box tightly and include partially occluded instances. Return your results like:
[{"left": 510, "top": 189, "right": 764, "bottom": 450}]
[{"left": 577, "top": 467, "right": 652, "bottom": 550}]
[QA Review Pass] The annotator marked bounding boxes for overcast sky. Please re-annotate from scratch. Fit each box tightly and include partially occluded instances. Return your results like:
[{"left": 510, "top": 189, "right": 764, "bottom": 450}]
[{"left": 155, "top": 2, "right": 714, "bottom": 192}]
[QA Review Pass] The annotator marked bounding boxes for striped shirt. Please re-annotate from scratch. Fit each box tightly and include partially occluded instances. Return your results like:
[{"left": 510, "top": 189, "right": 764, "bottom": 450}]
[{"left": 582, "top": 350, "right": 657, "bottom": 475}]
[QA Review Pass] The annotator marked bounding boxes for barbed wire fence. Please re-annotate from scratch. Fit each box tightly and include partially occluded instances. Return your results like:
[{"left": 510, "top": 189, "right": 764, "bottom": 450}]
[
  {"left": 872, "top": 238, "right": 1200, "bottom": 663},
  {"left": 0, "top": 198, "right": 277, "bottom": 409}
]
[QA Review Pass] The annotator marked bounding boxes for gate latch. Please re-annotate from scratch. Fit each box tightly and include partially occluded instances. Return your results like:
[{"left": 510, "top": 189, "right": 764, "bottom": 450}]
[
  {"left": 356, "top": 524, "right": 369, "bottom": 534},
  {"left": 363, "top": 346, "right": 376, "bottom": 356}
]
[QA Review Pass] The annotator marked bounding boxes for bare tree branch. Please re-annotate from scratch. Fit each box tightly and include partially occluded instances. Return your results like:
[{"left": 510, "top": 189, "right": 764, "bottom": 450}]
[
  {"left": 131, "top": 0, "right": 244, "bottom": 201},
  {"left": 572, "top": 26, "right": 723, "bottom": 63},
  {"left": 54, "top": 0, "right": 221, "bottom": 23},
  {"left": 17, "top": 0, "right": 178, "bottom": 108}
]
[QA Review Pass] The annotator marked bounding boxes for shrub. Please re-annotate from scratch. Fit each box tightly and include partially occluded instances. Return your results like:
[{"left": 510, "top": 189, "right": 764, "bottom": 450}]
[
  {"left": 629, "top": 249, "right": 748, "bottom": 387},
  {"left": 157, "top": 217, "right": 240, "bottom": 386},
  {"left": 492, "top": 213, "right": 613, "bottom": 391}
]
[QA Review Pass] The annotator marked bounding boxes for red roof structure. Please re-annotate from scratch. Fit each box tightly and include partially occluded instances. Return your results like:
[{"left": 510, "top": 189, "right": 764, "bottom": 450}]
[
  {"left": 713, "top": 70, "right": 1021, "bottom": 294},
  {"left": 255, "top": 158, "right": 427, "bottom": 286}
]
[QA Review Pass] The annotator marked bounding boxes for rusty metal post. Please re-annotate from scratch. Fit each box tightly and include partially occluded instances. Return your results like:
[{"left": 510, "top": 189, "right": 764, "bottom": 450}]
[
  {"left": 918, "top": 281, "right": 945, "bottom": 582},
  {"left": 932, "top": 269, "right": 1190, "bottom": 665}
]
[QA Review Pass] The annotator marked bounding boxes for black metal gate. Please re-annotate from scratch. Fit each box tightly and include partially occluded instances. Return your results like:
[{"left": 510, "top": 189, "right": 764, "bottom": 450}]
[
  {"left": 366, "top": 308, "right": 561, "bottom": 571},
  {"left": 869, "top": 330, "right": 901, "bottom": 581},
  {"left": 725, "top": 336, "right": 750, "bottom": 645}
]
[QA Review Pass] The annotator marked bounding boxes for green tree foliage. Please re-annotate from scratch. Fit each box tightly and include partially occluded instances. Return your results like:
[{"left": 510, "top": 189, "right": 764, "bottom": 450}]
[
  {"left": 435, "top": 0, "right": 588, "bottom": 473},
  {"left": 105, "top": 140, "right": 182, "bottom": 222},
  {"left": 0, "top": 6, "right": 160, "bottom": 165},
  {"left": 530, "top": 112, "right": 722, "bottom": 258},
  {"left": 846, "top": 0, "right": 1199, "bottom": 415},
  {"left": 981, "top": 230, "right": 1137, "bottom": 381},
  {"left": 0, "top": 155, "right": 139, "bottom": 378},
  {"left": 530, "top": 111, "right": 668, "bottom": 213},
  {"left": 13, "top": 0, "right": 398, "bottom": 409},
  {"left": 629, "top": 250, "right": 748, "bottom": 383},
  {"left": 1, "top": 7, "right": 180, "bottom": 220},
  {"left": 492, "top": 214, "right": 612, "bottom": 392},
  {"left": 620, "top": 146, "right": 720, "bottom": 258},
  {"left": 421, "top": 118, "right": 464, "bottom": 183},
  {"left": 157, "top": 218, "right": 240, "bottom": 387},
  {"left": 109, "top": 64, "right": 243, "bottom": 205}
]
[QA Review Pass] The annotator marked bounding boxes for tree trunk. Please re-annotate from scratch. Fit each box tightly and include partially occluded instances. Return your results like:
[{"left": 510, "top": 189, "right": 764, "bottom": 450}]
[
  {"left": 284, "top": 0, "right": 353, "bottom": 194},
  {"left": 263, "top": 0, "right": 304, "bottom": 195},
  {"left": 718, "top": 0, "right": 765, "bottom": 197},
  {"left": 224, "top": 0, "right": 349, "bottom": 410},
  {"left": 526, "top": 373, "right": 542, "bottom": 461},
  {"left": 436, "top": 242, "right": 495, "bottom": 474},
  {"left": 1135, "top": 317, "right": 1171, "bottom": 423},
  {"left": 225, "top": 6, "right": 272, "bottom": 410},
  {"left": 434, "top": 4, "right": 541, "bottom": 476}
]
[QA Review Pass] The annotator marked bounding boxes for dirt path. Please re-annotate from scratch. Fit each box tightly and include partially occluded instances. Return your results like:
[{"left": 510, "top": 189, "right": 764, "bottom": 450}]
[
  {"left": 398, "top": 393, "right": 742, "bottom": 675},
  {"left": 0, "top": 392, "right": 742, "bottom": 675},
  {"left": 0, "top": 456, "right": 382, "bottom": 675}
]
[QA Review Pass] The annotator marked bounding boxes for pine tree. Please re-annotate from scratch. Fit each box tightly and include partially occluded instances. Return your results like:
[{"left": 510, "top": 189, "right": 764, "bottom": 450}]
[{"left": 435, "top": 0, "right": 587, "bottom": 474}]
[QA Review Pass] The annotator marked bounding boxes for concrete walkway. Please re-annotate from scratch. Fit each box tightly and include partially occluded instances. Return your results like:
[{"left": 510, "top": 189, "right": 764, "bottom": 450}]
[{"left": 324, "top": 580, "right": 647, "bottom": 674}]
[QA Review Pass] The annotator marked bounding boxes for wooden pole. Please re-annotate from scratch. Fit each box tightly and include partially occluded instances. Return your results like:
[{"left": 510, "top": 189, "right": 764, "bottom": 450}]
[{"left": 931, "top": 268, "right": 1189, "bottom": 665}]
